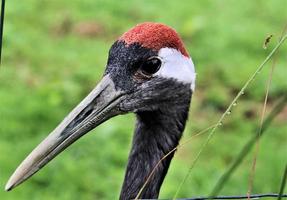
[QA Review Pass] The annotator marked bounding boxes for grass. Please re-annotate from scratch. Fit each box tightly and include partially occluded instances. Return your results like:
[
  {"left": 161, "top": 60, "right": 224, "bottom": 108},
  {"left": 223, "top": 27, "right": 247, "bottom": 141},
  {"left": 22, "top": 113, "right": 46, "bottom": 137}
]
[{"left": 0, "top": 0, "right": 286, "bottom": 199}]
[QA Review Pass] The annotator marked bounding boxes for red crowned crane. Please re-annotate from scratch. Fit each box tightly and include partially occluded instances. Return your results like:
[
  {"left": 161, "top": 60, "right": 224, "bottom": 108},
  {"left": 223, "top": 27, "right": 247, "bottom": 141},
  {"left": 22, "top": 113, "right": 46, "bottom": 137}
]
[{"left": 5, "top": 22, "right": 196, "bottom": 199}]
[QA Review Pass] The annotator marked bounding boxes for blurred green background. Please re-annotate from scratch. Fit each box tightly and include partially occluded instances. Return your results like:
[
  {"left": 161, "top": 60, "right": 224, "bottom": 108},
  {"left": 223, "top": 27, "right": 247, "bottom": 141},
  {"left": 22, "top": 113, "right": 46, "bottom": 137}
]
[{"left": 0, "top": 0, "right": 286, "bottom": 199}]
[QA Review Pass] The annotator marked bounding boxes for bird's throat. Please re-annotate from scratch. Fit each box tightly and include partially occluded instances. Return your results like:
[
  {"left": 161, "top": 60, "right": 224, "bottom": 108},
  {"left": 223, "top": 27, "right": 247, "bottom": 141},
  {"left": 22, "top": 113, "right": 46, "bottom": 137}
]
[{"left": 120, "top": 105, "right": 190, "bottom": 200}]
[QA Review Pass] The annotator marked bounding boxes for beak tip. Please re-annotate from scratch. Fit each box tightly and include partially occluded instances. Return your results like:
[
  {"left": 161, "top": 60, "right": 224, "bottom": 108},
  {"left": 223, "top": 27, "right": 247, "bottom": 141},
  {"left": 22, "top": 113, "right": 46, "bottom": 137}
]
[
  {"left": 5, "top": 181, "right": 14, "bottom": 192},
  {"left": 5, "top": 174, "right": 19, "bottom": 192}
]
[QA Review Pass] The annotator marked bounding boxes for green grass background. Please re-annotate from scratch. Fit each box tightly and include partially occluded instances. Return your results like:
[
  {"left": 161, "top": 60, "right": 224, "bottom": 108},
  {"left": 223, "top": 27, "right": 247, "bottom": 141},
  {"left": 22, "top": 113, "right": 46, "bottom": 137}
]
[{"left": 0, "top": 0, "right": 286, "bottom": 199}]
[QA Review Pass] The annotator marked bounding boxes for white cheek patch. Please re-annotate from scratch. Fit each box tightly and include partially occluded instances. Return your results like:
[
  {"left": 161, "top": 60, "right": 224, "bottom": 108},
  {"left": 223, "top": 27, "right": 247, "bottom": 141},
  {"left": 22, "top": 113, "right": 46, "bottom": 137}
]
[{"left": 155, "top": 48, "right": 196, "bottom": 91}]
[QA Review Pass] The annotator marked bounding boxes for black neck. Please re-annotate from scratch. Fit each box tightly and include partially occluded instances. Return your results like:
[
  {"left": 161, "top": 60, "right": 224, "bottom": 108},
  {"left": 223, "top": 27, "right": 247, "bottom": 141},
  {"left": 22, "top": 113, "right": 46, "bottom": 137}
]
[{"left": 120, "top": 104, "right": 190, "bottom": 200}]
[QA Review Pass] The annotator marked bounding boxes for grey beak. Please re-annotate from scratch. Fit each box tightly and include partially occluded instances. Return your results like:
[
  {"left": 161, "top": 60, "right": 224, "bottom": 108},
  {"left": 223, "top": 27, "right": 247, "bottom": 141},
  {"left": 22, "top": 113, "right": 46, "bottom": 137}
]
[{"left": 5, "top": 75, "right": 125, "bottom": 191}]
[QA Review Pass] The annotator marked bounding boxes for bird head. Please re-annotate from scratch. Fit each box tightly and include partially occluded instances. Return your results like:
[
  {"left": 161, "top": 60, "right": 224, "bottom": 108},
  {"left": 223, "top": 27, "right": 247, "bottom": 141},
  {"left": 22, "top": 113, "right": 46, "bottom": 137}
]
[{"left": 5, "top": 22, "right": 196, "bottom": 191}]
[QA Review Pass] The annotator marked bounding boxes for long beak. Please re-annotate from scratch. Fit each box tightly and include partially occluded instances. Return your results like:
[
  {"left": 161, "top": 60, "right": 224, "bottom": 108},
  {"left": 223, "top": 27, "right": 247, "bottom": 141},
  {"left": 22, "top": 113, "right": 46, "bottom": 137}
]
[{"left": 5, "top": 75, "right": 125, "bottom": 191}]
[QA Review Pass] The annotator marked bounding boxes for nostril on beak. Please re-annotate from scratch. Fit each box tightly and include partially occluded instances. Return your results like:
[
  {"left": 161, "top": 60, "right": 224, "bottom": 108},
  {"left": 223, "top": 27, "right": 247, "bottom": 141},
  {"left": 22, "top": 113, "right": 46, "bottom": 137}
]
[
  {"left": 60, "top": 106, "right": 94, "bottom": 137},
  {"left": 83, "top": 108, "right": 93, "bottom": 119}
]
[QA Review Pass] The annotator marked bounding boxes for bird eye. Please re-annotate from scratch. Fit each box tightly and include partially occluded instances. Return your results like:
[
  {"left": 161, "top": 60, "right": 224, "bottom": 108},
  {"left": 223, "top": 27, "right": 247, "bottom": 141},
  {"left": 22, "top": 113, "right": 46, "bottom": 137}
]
[{"left": 139, "top": 57, "right": 162, "bottom": 76}]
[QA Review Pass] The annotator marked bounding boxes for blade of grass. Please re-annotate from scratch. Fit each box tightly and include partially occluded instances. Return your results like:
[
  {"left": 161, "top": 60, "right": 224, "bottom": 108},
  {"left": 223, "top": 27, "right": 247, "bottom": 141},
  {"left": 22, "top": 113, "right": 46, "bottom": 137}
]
[
  {"left": 210, "top": 94, "right": 287, "bottom": 196},
  {"left": 247, "top": 23, "right": 287, "bottom": 198},
  {"left": 173, "top": 34, "right": 287, "bottom": 199},
  {"left": 278, "top": 164, "right": 287, "bottom": 200},
  {"left": 247, "top": 43, "right": 277, "bottom": 200},
  {"left": 211, "top": 23, "right": 287, "bottom": 197}
]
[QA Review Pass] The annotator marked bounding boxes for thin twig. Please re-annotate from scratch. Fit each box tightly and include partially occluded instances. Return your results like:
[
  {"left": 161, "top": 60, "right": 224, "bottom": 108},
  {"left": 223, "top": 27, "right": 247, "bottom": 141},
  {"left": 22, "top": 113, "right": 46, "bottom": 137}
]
[{"left": 0, "top": 0, "right": 5, "bottom": 64}]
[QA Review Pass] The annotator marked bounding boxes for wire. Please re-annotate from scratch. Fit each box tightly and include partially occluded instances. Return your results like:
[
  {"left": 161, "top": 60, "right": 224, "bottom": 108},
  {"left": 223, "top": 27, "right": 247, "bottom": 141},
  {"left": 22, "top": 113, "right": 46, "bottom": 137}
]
[
  {"left": 0, "top": 0, "right": 5, "bottom": 64},
  {"left": 175, "top": 193, "right": 287, "bottom": 200}
]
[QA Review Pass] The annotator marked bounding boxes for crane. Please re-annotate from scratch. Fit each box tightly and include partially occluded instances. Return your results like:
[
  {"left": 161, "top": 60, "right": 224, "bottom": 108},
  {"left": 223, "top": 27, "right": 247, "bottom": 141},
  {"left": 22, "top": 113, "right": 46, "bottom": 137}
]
[{"left": 5, "top": 22, "right": 196, "bottom": 199}]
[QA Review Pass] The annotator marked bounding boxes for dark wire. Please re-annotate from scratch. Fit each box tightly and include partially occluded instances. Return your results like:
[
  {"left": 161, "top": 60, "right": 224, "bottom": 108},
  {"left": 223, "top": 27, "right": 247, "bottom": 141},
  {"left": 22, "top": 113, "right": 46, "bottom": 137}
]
[
  {"left": 176, "top": 194, "right": 287, "bottom": 200},
  {"left": 0, "top": 0, "right": 5, "bottom": 64}
]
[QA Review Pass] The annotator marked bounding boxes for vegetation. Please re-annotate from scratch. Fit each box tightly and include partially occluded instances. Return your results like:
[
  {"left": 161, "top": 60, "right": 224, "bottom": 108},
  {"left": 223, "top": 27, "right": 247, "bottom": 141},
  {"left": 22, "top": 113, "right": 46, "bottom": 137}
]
[{"left": 0, "top": 0, "right": 286, "bottom": 199}]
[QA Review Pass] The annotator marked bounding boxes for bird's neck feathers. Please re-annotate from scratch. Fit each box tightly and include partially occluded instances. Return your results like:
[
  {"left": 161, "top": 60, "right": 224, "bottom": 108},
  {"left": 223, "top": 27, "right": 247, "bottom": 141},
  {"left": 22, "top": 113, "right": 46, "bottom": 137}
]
[{"left": 120, "top": 102, "right": 190, "bottom": 199}]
